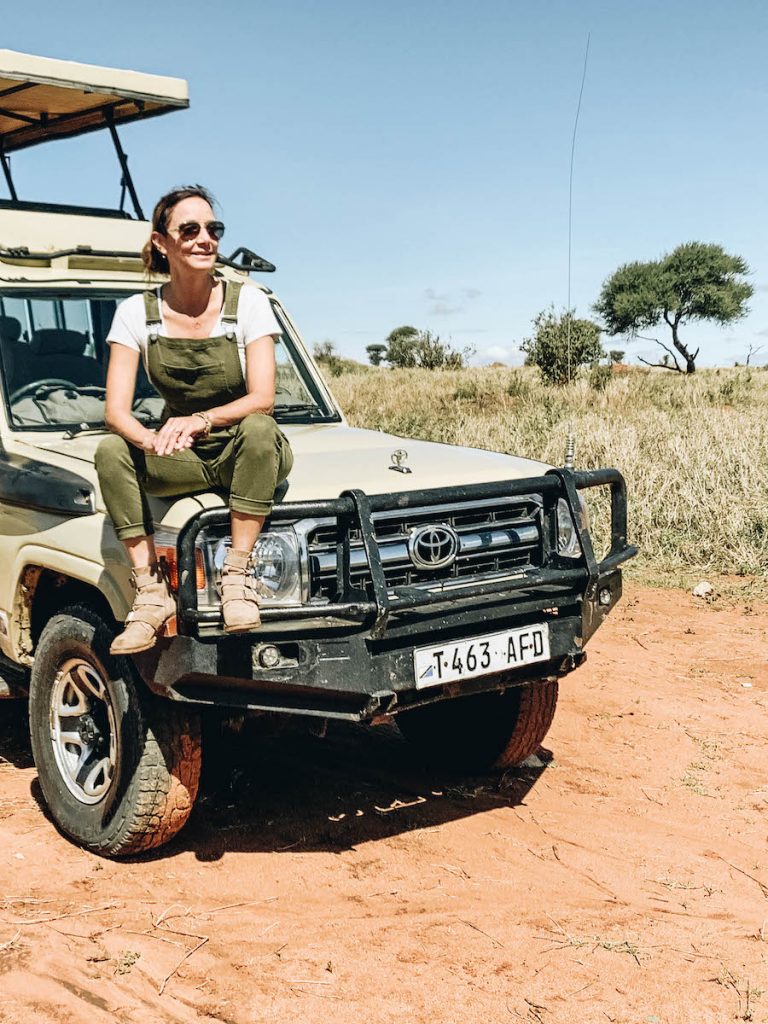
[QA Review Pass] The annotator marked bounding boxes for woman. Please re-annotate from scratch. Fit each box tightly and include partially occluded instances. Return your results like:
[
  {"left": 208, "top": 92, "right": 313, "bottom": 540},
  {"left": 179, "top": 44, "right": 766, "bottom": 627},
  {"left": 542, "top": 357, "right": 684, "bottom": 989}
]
[{"left": 95, "top": 185, "right": 293, "bottom": 655}]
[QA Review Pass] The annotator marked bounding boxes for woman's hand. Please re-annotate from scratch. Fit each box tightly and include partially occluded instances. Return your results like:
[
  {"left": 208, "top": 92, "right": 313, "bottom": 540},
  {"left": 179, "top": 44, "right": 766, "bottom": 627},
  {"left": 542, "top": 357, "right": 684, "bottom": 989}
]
[
  {"left": 153, "top": 415, "right": 205, "bottom": 456},
  {"left": 140, "top": 429, "right": 158, "bottom": 453}
]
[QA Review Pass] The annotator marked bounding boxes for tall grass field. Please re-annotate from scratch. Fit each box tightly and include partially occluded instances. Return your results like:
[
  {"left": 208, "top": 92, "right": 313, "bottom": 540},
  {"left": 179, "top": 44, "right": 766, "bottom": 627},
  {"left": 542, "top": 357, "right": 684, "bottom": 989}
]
[{"left": 329, "top": 365, "right": 768, "bottom": 591}]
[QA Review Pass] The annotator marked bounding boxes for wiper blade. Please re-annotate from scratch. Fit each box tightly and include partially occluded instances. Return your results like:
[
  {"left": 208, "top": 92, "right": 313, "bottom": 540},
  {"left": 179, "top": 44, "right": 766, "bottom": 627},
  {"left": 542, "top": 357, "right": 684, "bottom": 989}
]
[
  {"left": 275, "top": 404, "right": 325, "bottom": 417},
  {"left": 64, "top": 423, "right": 108, "bottom": 438}
]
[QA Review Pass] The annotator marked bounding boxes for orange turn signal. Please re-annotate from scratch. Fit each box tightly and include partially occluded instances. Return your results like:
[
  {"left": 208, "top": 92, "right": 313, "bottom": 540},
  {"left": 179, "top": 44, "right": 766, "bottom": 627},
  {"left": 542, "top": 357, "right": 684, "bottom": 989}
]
[{"left": 156, "top": 546, "right": 206, "bottom": 592}]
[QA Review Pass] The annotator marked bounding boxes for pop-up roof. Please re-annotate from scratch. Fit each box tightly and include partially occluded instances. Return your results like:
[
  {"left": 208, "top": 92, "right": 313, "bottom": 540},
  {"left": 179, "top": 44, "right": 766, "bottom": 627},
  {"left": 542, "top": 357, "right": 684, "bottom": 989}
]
[{"left": 0, "top": 49, "right": 188, "bottom": 153}]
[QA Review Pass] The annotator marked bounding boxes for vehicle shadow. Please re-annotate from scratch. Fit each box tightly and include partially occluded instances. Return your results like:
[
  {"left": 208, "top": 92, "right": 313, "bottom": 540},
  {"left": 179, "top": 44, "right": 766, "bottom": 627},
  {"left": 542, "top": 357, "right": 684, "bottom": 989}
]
[
  {"left": 174, "top": 719, "right": 552, "bottom": 862},
  {"left": 0, "top": 701, "right": 33, "bottom": 770},
  {"left": 1, "top": 704, "right": 552, "bottom": 860}
]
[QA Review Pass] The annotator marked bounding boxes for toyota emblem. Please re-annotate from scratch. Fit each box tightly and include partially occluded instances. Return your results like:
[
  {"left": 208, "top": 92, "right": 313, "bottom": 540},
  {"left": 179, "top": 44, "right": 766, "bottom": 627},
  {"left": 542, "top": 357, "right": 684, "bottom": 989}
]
[{"left": 408, "top": 524, "right": 459, "bottom": 571}]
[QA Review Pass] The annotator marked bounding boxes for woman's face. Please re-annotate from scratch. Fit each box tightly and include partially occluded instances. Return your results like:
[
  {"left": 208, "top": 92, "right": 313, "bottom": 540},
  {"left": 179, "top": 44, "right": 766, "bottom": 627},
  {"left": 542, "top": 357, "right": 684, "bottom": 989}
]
[{"left": 153, "top": 196, "right": 220, "bottom": 276}]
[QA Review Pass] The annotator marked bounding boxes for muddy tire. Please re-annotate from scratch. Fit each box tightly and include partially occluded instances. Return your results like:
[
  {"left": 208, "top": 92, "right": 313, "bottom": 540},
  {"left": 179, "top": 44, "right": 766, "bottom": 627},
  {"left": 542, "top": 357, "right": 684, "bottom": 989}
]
[
  {"left": 397, "top": 680, "right": 558, "bottom": 772},
  {"left": 28, "top": 605, "right": 201, "bottom": 857}
]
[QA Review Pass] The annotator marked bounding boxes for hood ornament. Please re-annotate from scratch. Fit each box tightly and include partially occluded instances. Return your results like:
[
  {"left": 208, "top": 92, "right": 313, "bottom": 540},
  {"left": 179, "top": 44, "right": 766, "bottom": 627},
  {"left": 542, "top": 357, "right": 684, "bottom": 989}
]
[{"left": 389, "top": 448, "right": 412, "bottom": 474}]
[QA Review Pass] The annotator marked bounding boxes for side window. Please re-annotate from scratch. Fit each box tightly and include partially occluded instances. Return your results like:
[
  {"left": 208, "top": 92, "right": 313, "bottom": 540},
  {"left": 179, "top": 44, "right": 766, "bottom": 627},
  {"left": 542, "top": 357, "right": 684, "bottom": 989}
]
[
  {"left": 28, "top": 299, "right": 59, "bottom": 332},
  {"left": 62, "top": 300, "right": 92, "bottom": 338}
]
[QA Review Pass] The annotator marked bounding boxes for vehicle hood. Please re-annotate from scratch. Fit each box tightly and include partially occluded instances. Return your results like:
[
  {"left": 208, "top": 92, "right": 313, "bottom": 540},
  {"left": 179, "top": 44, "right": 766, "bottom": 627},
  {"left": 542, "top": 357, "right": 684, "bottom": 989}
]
[
  {"left": 20, "top": 423, "right": 553, "bottom": 522},
  {"left": 281, "top": 425, "right": 553, "bottom": 499}
]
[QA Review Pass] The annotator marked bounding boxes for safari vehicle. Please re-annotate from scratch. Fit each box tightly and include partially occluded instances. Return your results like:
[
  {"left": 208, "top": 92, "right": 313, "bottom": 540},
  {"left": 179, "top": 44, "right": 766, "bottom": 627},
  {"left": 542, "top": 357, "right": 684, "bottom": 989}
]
[{"left": 0, "top": 50, "right": 635, "bottom": 857}]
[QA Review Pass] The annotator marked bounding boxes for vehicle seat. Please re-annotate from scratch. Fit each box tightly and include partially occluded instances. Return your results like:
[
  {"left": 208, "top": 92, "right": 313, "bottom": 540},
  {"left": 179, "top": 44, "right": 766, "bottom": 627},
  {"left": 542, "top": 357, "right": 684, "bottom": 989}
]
[
  {"left": 0, "top": 315, "right": 21, "bottom": 343},
  {"left": 22, "top": 328, "right": 104, "bottom": 388},
  {"left": 0, "top": 315, "right": 23, "bottom": 388}
]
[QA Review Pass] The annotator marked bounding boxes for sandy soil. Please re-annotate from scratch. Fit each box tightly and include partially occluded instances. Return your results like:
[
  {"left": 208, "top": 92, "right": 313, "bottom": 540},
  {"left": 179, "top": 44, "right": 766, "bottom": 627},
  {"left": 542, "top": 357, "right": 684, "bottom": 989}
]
[{"left": 0, "top": 586, "right": 766, "bottom": 1024}]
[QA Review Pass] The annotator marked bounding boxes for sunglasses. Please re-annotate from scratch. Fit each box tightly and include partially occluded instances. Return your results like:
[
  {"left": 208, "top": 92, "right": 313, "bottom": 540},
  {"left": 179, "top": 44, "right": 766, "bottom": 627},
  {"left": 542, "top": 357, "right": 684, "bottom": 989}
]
[{"left": 171, "top": 220, "right": 226, "bottom": 242}]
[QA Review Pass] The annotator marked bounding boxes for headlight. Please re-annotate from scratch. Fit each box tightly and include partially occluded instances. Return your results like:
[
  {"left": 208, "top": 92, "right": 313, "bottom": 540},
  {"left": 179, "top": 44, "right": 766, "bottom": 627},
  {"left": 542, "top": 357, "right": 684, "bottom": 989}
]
[
  {"left": 212, "top": 527, "right": 304, "bottom": 607},
  {"left": 556, "top": 498, "right": 581, "bottom": 559}
]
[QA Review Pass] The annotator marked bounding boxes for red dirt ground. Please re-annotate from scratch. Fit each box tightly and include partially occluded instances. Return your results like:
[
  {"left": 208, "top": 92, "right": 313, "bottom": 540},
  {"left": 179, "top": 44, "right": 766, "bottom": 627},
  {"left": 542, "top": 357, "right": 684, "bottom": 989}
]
[{"left": 0, "top": 586, "right": 766, "bottom": 1024}]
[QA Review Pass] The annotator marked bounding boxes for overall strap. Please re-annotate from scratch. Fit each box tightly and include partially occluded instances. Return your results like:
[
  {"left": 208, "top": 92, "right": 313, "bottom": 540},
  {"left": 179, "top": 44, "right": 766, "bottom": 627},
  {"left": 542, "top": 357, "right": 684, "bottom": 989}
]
[
  {"left": 144, "top": 289, "right": 162, "bottom": 342},
  {"left": 221, "top": 280, "right": 243, "bottom": 339}
]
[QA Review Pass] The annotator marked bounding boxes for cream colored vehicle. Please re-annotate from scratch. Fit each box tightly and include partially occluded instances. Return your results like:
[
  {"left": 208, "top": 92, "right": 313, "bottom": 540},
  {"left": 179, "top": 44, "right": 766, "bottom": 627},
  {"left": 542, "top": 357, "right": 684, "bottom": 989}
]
[{"left": 0, "top": 51, "right": 635, "bottom": 857}]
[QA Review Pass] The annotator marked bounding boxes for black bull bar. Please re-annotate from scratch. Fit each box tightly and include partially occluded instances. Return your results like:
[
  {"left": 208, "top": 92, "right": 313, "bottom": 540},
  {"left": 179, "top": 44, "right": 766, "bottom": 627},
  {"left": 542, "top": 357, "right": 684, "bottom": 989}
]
[{"left": 175, "top": 468, "right": 637, "bottom": 640}]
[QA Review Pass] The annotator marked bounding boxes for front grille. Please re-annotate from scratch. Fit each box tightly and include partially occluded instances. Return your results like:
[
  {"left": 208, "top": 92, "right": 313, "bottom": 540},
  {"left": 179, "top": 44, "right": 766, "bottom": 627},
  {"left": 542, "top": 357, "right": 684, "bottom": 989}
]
[{"left": 304, "top": 496, "right": 543, "bottom": 602}]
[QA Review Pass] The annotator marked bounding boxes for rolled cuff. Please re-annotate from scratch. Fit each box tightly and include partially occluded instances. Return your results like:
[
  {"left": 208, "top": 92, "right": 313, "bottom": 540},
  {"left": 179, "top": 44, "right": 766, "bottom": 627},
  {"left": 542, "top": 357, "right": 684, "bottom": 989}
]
[
  {"left": 114, "top": 522, "right": 154, "bottom": 541},
  {"left": 229, "top": 494, "right": 273, "bottom": 516}
]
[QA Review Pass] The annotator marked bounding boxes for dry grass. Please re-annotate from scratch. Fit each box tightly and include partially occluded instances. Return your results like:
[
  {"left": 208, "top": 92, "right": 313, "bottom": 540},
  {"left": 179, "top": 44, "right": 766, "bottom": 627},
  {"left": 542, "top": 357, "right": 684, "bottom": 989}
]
[{"left": 330, "top": 364, "right": 768, "bottom": 588}]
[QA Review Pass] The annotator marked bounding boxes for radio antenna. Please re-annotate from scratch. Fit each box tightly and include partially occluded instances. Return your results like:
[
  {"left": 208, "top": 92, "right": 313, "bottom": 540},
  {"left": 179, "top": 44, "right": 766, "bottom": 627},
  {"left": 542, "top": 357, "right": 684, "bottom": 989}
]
[{"left": 564, "top": 32, "right": 591, "bottom": 469}]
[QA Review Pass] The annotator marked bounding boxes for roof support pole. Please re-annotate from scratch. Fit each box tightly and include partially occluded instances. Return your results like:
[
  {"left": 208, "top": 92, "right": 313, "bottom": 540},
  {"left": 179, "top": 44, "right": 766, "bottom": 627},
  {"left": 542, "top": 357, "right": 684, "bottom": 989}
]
[
  {"left": 0, "top": 149, "right": 18, "bottom": 202},
  {"left": 105, "top": 111, "right": 144, "bottom": 220}
]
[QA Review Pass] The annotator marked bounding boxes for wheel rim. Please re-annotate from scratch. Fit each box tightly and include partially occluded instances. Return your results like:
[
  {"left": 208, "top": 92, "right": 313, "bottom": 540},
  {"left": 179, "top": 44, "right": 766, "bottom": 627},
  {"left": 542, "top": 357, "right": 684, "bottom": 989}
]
[{"left": 49, "top": 658, "right": 118, "bottom": 805}]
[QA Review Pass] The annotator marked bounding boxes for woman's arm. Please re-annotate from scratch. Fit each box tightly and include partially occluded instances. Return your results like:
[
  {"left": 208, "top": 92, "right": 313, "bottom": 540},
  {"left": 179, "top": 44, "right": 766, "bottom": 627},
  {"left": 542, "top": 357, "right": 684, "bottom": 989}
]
[
  {"left": 163, "top": 335, "right": 277, "bottom": 452},
  {"left": 104, "top": 343, "right": 158, "bottom": 451}
]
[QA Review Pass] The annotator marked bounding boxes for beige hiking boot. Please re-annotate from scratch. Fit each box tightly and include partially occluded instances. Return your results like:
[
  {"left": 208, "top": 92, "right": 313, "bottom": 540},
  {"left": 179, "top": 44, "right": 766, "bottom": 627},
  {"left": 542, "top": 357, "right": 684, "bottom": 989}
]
[
  {"left": 219, "top": 548, "right": 262, "bottom": 633},
  {"left": 110, "top": 564, "right": 177, "bottom": 655}
]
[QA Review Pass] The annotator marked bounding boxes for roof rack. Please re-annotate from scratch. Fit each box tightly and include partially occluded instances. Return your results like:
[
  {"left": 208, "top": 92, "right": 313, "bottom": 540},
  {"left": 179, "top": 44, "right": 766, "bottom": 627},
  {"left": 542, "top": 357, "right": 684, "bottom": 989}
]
[
  {"left": 0, "top": 198, "right": 132, "bottom": 219},
  {"left": 0, "top": 50, "right": 188, "bottom": 219},
  {"left": 0, "top": 243, "right": 276, "bottom": 274}
]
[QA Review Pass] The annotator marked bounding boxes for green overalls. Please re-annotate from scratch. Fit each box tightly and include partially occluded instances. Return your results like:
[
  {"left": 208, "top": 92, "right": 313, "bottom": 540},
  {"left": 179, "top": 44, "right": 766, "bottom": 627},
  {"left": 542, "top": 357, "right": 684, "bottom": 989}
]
[{"left": 96, "top": 281, "right": 293, "bottom": 541}]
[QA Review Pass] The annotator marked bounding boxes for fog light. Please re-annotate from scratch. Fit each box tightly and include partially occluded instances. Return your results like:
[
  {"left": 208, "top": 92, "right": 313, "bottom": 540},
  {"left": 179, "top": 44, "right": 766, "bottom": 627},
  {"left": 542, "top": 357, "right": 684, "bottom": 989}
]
[
  {"left": 257, "top": 644, "right": 281, "bottom": 669},
  {"left": 598, "top": 587, "right": 612, "bottom": 606}
]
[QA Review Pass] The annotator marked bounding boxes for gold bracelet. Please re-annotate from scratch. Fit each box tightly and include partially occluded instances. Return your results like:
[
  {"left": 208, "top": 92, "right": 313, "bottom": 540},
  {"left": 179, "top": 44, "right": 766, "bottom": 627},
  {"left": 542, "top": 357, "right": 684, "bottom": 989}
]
[{"left": 192, "top": 411, "right": 213, "bottom": 437}]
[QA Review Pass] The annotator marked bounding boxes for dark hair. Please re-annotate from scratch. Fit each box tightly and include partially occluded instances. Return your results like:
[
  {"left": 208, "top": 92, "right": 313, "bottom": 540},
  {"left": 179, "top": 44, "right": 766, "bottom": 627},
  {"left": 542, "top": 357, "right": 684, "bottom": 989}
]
[{"left": 142, "top": 184, "right": 217, "bottom": 273}]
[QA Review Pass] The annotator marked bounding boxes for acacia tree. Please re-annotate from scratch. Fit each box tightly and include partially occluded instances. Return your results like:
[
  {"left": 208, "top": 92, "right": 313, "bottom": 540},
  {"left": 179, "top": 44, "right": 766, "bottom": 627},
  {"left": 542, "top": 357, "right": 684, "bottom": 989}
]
[
  {"left": 385, "top": 325, "right": 420, "bottom": 368},
  {"left": 366, "top": 343, "right": 387, "bottom": 366},
  {"left": 594, "top": 242, "right": 753, "bottom": 374}
]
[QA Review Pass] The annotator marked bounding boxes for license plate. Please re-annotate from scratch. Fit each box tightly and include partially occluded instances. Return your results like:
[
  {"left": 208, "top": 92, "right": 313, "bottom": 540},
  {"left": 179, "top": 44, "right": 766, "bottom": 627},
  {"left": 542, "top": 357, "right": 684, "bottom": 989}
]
[{"left": 413, "top": 623, "right": 550, "bottom": 688}]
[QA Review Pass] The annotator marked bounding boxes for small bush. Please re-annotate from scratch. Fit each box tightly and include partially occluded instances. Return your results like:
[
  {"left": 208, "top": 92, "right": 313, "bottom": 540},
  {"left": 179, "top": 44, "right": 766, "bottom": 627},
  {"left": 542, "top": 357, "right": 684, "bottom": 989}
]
[
  {"left": 312, "top": 340, "right": 368, "bottom": 377},
  {"left": 706, "top": 371, "right": 753, "bottom": 406},
  {"left": 521, "top": 308, "right": 604, "bottom": 386},
  {"left": 589, "top": 363, "right": 613, "bottom": 392}
]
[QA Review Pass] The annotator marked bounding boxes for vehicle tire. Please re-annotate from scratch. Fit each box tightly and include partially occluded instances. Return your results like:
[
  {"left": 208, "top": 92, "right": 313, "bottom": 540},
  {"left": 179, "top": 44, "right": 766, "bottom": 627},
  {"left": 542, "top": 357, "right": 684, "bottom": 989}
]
[
  {"left": 396, "top": 680, "right": 558, "bottom": 772},
  {"left": 28, "top": 605, "right": 201, "bottom": 857}
]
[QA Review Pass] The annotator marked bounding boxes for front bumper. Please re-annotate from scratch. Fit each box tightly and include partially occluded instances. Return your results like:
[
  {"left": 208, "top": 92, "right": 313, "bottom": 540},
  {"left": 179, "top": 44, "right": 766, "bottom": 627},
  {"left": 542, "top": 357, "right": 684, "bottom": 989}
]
[{"left": 133, "top": 468, "right": 636, "bottom": 721}]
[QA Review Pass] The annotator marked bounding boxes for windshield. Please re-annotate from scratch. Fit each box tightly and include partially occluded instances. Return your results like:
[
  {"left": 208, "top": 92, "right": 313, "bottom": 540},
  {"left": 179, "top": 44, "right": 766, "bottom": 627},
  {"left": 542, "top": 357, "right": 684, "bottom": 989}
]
[{"left": 0, "top": 289, "right": 334, "bottom": 430}]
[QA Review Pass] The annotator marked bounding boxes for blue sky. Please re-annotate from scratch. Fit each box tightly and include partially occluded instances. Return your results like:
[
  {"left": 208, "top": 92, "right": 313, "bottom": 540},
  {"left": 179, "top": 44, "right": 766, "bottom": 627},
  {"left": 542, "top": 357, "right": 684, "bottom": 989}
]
[{"left": 7, "top": 0, "right": 768, "bottom": 367}]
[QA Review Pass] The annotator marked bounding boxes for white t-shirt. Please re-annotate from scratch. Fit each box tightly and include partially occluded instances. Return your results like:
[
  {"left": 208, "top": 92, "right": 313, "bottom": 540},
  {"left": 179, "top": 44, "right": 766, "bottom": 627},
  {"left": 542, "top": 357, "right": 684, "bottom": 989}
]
[{"left": 106, "top": 282, "right": 282, "bottom": 377}]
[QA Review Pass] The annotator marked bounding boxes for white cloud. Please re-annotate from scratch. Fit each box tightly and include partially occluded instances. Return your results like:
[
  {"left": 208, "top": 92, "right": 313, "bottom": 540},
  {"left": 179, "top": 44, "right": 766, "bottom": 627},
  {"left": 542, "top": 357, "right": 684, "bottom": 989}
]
[{"left": 473, "top": 345, "right": 521, "bottom": 365}]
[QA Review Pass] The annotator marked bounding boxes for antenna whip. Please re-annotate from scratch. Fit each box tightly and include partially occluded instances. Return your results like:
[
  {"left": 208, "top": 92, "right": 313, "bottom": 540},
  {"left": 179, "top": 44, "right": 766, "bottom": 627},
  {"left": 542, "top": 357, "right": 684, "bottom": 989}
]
[
  {"left": 564, "top": 33, "right": 590, "bottom": 470},
  {"left": 566, "top": 33, "right": 591, "bottom": 386}
]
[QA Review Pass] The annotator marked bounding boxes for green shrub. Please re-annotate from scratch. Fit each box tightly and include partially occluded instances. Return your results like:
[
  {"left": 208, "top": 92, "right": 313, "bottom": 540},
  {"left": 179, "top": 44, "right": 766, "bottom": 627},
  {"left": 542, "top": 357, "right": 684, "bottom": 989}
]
[{"left": 521, "top": 308, "right": 603, "bottom": 385}]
